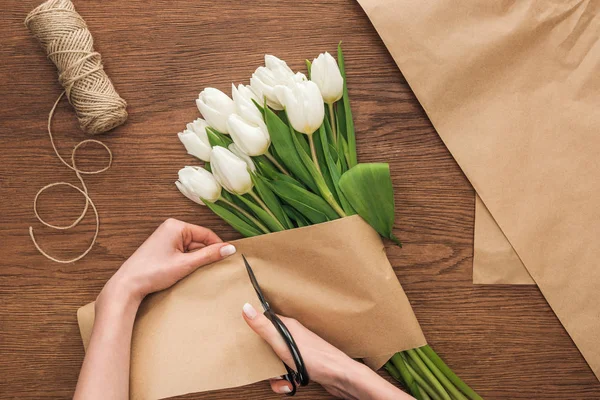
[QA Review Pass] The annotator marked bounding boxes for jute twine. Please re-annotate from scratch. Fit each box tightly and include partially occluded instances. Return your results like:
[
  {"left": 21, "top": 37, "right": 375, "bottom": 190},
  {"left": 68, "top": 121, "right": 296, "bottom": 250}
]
[
  {"left": 25, "top": 0, "right": 126, "bottom": 263},
  {"left": 25, "top": 0, "right": 127, "bottom": 134}
]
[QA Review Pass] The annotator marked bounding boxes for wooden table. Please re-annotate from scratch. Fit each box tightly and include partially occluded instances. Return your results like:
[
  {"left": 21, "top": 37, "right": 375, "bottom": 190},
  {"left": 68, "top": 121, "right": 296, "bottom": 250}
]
[{"left": 1, "top": 1, "right": 599, "bottom": 399}]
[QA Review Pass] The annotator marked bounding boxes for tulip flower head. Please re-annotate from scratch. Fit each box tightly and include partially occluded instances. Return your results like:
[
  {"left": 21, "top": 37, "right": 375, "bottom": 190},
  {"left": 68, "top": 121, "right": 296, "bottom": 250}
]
[
  {"left": 231, "top": 84, "right": 262, "bottom": 125},
  {"left": 177, "top": 118, "right": 212, "bottom": 162},
  {"left": 176, "top": 166, "right": 222, "bottom": 205},
  {"left": 311, "top": 52, "right": 344, "bottom": 104},
  {"left": 226, "top": 114, "right": 271, "bottom": 157},
  {"left": 229, "top": 143, "right": 256, "bottom": 173},
  {"left": 210, "top": 146, "right": 254, "bottom": 195},
  {"left": 196, "top": 88, "right": 235, "bottom": 134},
  {"left": 275, "top": 80, "right": 325, "bottom": 135},
  {"left": 250, "top": 55, "right": 307, "bottom": 110}
]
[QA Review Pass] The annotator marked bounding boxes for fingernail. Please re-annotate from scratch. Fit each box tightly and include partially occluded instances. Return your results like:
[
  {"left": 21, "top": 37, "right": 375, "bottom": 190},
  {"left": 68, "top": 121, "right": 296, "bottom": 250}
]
[
  {"left": 280, "top": 385, "right": 292, "bottom": 394},
  {"left": 220, "top": 244, "right": 236, "bottom": 257},
  {"left": 242, "top": 303, "right": 257, "bottom": 319}
]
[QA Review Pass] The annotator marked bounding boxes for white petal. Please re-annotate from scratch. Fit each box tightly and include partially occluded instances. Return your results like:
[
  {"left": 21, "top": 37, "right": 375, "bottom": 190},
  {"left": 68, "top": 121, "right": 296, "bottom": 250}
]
[
  {"left": 227, "top": 114, "right": 270, "bottom": 156},
  {"left": 175, "top": 180, "right": 204, "bottom": 205},
  {"left": 178, "top": 130, "right": 211, "bottom": 161},
  {"left": 210, "top": 146, "right": 254, "bottom": 195},
  {"left": 229, "top": 143, "right": 256, "bottom": 172}
]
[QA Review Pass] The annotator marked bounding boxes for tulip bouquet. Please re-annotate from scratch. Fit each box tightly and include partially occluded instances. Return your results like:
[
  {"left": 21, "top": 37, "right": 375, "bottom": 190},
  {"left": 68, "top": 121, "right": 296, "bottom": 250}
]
[{"left": 175, "top": 44, "right": 482, "bottom": 400}]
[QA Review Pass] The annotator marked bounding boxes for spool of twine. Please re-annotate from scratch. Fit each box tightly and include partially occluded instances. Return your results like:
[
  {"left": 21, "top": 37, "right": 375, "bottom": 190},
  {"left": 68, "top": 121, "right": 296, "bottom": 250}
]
[
  {"left": 25, "top": 0, "right": 127, "bottom": 134},
  {"left": 25, "top": 0, "right": 126, "bottom": 263}
]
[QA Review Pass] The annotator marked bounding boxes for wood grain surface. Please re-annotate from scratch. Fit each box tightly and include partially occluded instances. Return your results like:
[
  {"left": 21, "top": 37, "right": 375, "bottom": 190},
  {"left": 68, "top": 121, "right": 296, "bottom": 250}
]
[{"left": 1, "top": 1, "right": 599, "bottom": 399}]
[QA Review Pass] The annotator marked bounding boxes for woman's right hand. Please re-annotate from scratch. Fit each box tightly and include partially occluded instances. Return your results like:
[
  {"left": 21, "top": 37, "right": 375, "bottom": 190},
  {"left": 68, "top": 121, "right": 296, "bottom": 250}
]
[{"left": 242, "top": 303, "right": 413, "bottom": 399}]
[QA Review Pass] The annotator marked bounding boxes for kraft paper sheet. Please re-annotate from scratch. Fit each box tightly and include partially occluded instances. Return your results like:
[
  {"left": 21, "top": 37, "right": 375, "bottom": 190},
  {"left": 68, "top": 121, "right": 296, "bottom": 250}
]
[
  {"left": 473, "top": 195, "right": 533, "bottom": 285},
  {"left": 357, "top": 0, "right": 600, "bottom": 380},
  {"left": 78, "top": 216, "right": 426, "bottom": 399}
]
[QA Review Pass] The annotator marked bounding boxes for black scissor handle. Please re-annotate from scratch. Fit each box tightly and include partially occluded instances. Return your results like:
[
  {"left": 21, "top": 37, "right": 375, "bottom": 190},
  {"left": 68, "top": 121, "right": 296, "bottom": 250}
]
[{"left": 264, "top": 311, "right": 310, "bottom": 396}]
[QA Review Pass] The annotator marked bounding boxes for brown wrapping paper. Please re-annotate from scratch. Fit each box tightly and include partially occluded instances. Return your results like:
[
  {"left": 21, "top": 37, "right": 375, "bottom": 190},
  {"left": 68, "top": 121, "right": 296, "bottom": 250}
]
[
  {"left": 473, "top": 195, "right": 533, "bottom": 285},
  {"left": 357, "top": 0, "right": 600, "bottom": 380},
  {"left": 78, "top": 216, "right": 426, "bottom": 399}
]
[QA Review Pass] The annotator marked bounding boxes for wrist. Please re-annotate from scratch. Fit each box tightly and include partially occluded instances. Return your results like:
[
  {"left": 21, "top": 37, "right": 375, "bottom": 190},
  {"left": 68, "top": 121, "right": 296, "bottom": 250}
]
[{"left": 95, "top": 272, "right": 143, "bottom": 319}]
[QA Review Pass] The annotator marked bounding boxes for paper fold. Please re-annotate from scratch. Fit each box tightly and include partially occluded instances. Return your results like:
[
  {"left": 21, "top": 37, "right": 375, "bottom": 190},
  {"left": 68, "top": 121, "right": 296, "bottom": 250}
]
[{"left": 78, "top": 216, "right": 426, "bottom": 399}]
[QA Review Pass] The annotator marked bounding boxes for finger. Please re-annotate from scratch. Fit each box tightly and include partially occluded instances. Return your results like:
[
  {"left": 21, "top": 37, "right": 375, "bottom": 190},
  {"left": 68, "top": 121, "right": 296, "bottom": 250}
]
[
  {"left": 269, "top": 378, "right": 293, "bottom": 394},
  {"left": 242, "top": 303, "right": 293, "bottom": 366},
  {"left": 186, "top": 242, "right": 206, "bottom": 251},
  {"left": 183, "top": 242, "right": 236, "bottom": 270},
  {"left": 182, "top": 223, "right": 222, "bottom": 247}
]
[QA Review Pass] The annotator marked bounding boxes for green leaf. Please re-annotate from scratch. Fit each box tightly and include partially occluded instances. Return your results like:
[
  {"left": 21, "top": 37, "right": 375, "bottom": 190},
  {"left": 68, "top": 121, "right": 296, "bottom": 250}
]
[
  {"left": 295, "top": 130, "right": 310, "bottom": 156},
  {"left": 217, "top": 193, "right": 258, "bottom": 228},
  {"left": 254, "top": 155, "right": 280, "bottom": 180},
  {"left": 305, "top": 59, "right": 312, "bottom": 78},
  {"left": 235, "top": 194, "right": 285, "bottom": 232},
  {"left": 282, "top": 205, "right": 310, "bottom": 227},
  {"left": 252, "top": 173, "right": 293, "bottom": 229},
  {"left": 289, "top": 122, "right": 345, "bottom": 217},
  {"left": 267, "top": 179, "right": 339, "bottom": 224},
  {"left": 204, "top": 200, "right": 262, "bottom": 237},
  {"left": 338, "top": 163, "right": 399, "bottom": 243},
  {"left": 206, "top": 127, "right": 232, "bottom": 147},
  {"left": 318, "top": 124, "right": 355, "bottom": 215},
  {"left": 264, "top": 107, "right": 318, "bottom": 192},
  {"left": 271, "top": 171, "right": 306, "bottom": 189},
  {"left": 337, "top": 42, "right": 357, "bottom": 167},
  {"left": 312, "top": 124, "right": 338, "bottom": 201}
]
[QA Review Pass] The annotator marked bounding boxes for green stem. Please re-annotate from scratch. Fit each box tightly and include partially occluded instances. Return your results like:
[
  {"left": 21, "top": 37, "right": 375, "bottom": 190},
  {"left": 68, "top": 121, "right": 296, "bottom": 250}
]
[
  {"left": 403, "top": 354, "right": 443, "bottom": 400},
  {"left": 390, "top": 353, "right": 415, "bottom": 390},
  {"left": 421, "top": 346, "right": 482, "bottom": 400},
  {"left": 265, "top": 151, "right": 290, "bottom": 176},
  {"left": 328, "top": 102, "right": 337, "bottom": 143},
  {"left": 219, "top": 198, "right": 270, "bottom": 235},
  {"left": 419, "top": 387, "right": 432, "bottom": 400},
  {"left": 307, "top": 133, "right": 347, "bottom": 218},
  {"left": 415, "top": 348, "right": 469, "bottom": 400},
  {"left": 248, "top": 190, "right": 285, "bottom": 231},
  {"left": 307, "top": 133, "right": 323, "bottom": 175},
  {"left": 406, "top": 349, "right": 451, "bottom": 400},
  {"left": 384, "top": 361, "right": 404, "bottom": 385}
]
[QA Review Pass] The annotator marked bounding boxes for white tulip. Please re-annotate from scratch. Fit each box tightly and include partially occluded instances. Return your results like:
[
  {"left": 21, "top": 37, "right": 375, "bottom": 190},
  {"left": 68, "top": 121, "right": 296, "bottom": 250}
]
[
  {"left": 176, "top": 166, "right": 222, "bottom": 205},
  {"left": 231, "top": 84, "right": 262, "bottom": 124},
  {"left": 196, "top": 88, "right": 235, "bottom": 134},
  {"left": 311, "top": 52, "right": 344, "bottom": 104},
  {"left": 177, "top": 118, "right": 212, "bottom": 161},
  {"left": 229, "top": 143, "right": 256, "bottom": 172},
  {"left": 250, "top": 55, "right": 307, "bottom": 110},
  {"left": 210, "top": 146, "right": 254, "bottom": 195},
  {"left": 226, "top": 114, "right": 270, "bottom": 157},
  {"left": 275, "top": 80, "right": 325, "bottom": 135}
]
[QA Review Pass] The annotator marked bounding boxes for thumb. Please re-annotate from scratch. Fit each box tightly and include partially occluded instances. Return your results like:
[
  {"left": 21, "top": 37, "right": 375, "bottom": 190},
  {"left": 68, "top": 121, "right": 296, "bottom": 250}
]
[
  {"left": 184, "top": 242, "right": 237, "bottom": 270},
  {"left": 242, "top": 303, "right": 294, "bottom": 366}
]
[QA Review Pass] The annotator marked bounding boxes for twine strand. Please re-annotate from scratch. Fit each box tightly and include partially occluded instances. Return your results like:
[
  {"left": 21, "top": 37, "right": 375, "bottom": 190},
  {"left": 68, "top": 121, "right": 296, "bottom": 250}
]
[
  {"left": 29, "top": 92, "right": 112, "bottom": 264},
  {"left": 25, "top": 0, "right": 124, "bottom": 263}
]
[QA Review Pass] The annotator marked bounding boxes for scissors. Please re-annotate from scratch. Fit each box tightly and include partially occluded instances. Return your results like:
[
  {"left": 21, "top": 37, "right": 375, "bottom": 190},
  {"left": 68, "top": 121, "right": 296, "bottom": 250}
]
[{"left": 242, "top": 254, "right": 309, "bottom": 396}]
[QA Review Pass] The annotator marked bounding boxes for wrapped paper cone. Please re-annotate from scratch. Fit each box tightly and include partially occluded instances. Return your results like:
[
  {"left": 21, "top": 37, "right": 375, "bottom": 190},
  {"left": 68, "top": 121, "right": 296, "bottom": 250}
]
[
  {"left": 473, "top": 195, "right": 534, "bottom": 285},
  {"left": 357, "top": 0, "right": 600, "bottom": 380},
  {"left": 78, "top": 216, "right": 426, "bottom": 399}
]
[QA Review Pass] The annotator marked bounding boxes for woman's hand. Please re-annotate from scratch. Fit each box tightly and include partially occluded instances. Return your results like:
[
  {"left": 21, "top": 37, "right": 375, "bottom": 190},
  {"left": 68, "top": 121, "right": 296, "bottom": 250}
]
[
  {"left": 75, "top": 219, "right": 236, "bottom": 400},
  {"left": 97, "top": 218, "right": 236, "bottom": 311},
  {"left": 242, "top": 303, "right": 413, "bottom": 400}
]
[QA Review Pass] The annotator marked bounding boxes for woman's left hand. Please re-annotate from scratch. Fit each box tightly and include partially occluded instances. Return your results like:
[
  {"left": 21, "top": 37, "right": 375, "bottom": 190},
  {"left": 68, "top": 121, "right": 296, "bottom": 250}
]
[
  {"left": 97, "top": 218, "right": 236, "bottom": 310},
  {"left": 75, "top": 219, "right": 236, "bottom": 400}
]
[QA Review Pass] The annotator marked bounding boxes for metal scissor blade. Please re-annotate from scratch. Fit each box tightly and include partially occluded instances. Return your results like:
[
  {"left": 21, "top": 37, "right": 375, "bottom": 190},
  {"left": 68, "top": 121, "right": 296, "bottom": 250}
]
[{"left": 242, "top": 254, "right": 270, "bottom": 311}]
